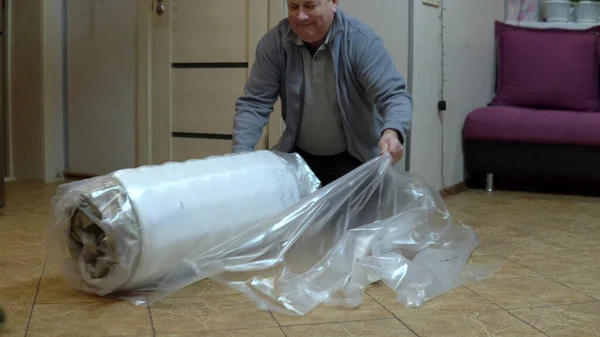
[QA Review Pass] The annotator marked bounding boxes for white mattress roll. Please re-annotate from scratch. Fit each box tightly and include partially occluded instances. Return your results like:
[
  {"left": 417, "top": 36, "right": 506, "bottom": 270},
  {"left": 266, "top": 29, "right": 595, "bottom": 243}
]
[{"left": 48, "top": 150, "right": 320, "bottom": 296}]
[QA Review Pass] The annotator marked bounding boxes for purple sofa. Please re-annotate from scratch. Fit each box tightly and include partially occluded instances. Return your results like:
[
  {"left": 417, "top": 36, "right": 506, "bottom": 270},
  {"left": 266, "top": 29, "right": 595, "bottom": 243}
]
[{"left": 463, "top": 21, "right": 600, "bottom": 192}]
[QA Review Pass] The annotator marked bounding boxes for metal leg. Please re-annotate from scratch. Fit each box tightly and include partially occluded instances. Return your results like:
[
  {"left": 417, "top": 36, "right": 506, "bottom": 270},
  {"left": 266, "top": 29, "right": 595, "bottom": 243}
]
[{"left": 485, "top": 173, "right": 494, "bottom": 192}]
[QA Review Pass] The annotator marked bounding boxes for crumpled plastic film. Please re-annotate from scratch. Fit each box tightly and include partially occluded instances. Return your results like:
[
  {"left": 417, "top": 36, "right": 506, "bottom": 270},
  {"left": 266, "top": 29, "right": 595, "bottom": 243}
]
[{"left": 47, "top": 150, "right": 498, "bottom": 315}]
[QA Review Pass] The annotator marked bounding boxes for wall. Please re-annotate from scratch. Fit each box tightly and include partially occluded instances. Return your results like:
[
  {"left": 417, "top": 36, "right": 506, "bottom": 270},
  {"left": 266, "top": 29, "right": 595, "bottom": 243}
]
[
  {"left": 337, "top": 0, "right": 411, "bottom": 172},
  {"left": 8, "top": 0, "right": 138, "bottom": 181},
  {"left": 43, "top": 0, "right": 66, "bottom": 182},
  {"left": 5, "top": 0, "right": 65, "bottom": 182},
  {"left": 10, "top": 0, "right": 45, "bottom": 181},
  {"left": 441, "top": 0, "right": 504, "bottom": 188},
  {"left": 408, "top": 0, "right": 504, "bottom": 189},
  {"left": 408, "top": 2, "right": 443, "bottom": 188}
]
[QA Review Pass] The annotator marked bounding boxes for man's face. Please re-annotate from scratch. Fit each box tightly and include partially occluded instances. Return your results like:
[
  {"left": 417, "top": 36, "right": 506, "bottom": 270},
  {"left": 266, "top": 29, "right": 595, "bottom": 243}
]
[{"left": 287, "top": 0, "right": 338, "bottom": 46}]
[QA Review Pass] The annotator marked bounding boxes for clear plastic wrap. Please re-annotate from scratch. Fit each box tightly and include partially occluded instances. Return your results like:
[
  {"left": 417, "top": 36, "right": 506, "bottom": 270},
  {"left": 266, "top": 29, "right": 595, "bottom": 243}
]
[
  {"left": 47, "top": 150, "right": 498, "bottom": 316},
  {"left": 47, "top": 150, "right": 320, "bottom": 296}
]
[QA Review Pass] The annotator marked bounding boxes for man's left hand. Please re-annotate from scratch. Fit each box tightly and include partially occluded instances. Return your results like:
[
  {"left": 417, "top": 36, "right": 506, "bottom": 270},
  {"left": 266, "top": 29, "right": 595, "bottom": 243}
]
[{"left": 378, "top": 129, "right": 403, "bottom": 164}]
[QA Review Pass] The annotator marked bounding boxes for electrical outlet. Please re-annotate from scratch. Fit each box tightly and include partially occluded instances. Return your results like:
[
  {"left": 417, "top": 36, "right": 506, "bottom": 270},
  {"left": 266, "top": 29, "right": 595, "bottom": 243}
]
[{"left": 422, "top": 0, "right": 441, "bottom": 7}]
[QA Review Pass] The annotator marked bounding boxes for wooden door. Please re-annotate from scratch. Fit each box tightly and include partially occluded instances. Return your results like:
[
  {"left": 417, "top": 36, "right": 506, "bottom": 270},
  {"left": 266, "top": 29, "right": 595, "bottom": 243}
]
[
  {"left": 151, "top": 0, "right": 278, "bottom": 164},
  {"left": 66, "top": 0, "right": 137, "bottom": 176}
]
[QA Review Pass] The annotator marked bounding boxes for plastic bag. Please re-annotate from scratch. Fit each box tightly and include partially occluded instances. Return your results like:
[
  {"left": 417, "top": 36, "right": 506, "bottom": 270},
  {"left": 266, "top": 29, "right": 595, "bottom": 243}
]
[{"left": 47, "top": 150, "right": 498, "bottom": 316}]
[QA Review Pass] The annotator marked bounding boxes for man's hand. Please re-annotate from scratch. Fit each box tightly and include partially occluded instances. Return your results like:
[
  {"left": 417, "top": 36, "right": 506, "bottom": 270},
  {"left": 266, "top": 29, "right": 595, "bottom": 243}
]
[{"left": 378, "top": 129, "right": 404, "bottom": 164}]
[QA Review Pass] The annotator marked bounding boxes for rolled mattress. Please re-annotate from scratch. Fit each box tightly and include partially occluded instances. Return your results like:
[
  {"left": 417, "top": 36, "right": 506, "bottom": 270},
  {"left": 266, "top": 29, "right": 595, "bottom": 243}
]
[{"left": 47, "top": 150, "right": 320, "bottom": 296}]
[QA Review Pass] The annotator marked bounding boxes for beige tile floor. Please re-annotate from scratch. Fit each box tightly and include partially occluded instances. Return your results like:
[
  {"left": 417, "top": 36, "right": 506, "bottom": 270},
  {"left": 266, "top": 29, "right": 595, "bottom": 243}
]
[{"left": 1, "top": 180, "right": 600, "bottom": 336}]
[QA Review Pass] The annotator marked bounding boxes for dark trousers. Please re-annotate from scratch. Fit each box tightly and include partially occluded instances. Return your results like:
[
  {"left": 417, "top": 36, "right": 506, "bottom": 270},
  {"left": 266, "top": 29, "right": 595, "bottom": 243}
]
[{"left": 295, "top": 147, "right": 363, "bottom": 186}]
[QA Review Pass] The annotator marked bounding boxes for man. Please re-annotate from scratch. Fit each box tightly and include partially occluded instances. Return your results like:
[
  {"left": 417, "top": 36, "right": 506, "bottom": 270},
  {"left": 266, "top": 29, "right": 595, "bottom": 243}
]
[{"left": 232, "top": 0, "right": 413, "bottom": 185}]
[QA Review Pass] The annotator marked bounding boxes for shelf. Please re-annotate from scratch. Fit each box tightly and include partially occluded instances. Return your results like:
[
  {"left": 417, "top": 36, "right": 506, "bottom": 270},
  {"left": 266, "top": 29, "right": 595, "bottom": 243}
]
[{"left": 505, "top": 20, "right": 600, "bottom": 30}]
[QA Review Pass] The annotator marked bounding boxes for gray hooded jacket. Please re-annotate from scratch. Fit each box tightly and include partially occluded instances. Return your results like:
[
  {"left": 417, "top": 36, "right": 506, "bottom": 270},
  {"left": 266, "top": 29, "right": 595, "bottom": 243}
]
[{"left": 232, "top": 10, "right": 413, "bottom": 162}]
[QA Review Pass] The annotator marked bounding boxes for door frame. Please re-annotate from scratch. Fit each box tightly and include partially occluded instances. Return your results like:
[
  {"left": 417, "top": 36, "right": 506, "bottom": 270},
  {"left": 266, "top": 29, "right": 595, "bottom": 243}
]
[{"left": 135, "top": 0, "right": 285, "bottom": 166}]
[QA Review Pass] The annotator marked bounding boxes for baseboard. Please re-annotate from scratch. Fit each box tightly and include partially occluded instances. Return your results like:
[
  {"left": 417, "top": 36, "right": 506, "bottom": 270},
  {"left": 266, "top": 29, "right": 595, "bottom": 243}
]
[
  {"left": 439, "top": 181, "right": 468, "bottom": 198},
  {"left": 3, "top": 176, "right": 15, "bottom": 182}
]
